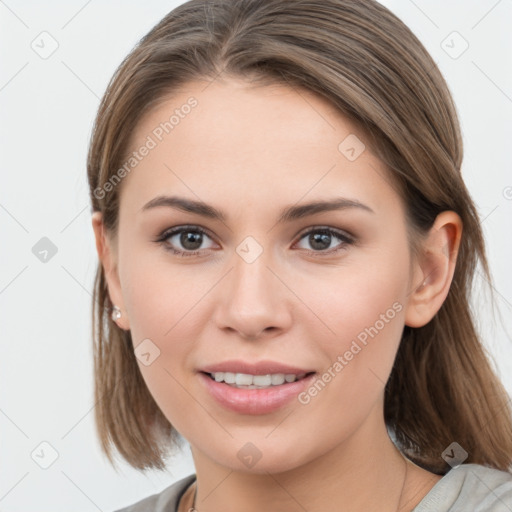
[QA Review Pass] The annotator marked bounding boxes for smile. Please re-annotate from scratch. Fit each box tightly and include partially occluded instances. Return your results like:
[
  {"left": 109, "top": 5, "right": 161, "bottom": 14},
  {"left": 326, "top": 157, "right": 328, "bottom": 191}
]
[
  {"left": 199, "top": 371, "right": 317, "bottom": 415},
  {"left": 207, "top": 371, "right": 309, "bottom": 388}
]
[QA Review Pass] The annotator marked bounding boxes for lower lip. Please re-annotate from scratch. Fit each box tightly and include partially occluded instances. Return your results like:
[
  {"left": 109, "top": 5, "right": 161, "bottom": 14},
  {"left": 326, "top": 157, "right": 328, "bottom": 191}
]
[{"left": 198, "top": 372, "right": 316, "bottom": 415}]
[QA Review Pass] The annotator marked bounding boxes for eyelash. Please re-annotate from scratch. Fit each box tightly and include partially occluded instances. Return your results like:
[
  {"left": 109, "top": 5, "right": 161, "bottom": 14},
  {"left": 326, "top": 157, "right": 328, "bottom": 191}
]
[{"left": 155, "top": 225, "right": 354, "bottom": 258}]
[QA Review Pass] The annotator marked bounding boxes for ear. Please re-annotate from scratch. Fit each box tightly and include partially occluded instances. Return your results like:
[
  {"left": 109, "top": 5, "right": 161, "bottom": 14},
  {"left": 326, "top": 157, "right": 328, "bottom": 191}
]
[
  {"left": 91, "top": 212, "right": 130, "bottom": 330},
  {"left": 404, "top": 211, "right": 462, "bottom": 328}
]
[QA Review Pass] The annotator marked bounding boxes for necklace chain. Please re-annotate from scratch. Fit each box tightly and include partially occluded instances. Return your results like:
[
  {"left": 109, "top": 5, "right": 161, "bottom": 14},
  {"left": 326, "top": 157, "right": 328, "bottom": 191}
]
[{"left": 396, "top": 453, "right": 409, "bottom": 511}]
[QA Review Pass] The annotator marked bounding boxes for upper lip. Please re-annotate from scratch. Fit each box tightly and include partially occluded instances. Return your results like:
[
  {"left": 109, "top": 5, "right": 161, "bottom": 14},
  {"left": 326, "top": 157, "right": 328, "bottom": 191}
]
[{"left": 200, "top": 360, "right": 315, "bottom": 376}]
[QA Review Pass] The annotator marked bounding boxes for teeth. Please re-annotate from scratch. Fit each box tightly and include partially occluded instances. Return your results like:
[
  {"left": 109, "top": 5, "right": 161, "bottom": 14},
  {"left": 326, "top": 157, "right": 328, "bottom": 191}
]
[
  {"left": 223, "top": 372, "right": 236, "bottom": 384},
  {"left": 271, "top": 374, "right": 285, "bottom": 385},
  {"left": 253, "top": 375, "right": 272, "bottom": 386},
  {"left": 209, "top": 372, "right": 307, "bottom": 388},
  {"left": 235, "top": 373, "right": 253, "bottom": 386}
]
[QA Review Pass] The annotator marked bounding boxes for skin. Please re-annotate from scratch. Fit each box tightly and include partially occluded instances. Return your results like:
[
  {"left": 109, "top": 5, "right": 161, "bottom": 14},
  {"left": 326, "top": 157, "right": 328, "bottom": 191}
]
[{"left": 92, "top": 77, "right": 462, "bottom": 511}]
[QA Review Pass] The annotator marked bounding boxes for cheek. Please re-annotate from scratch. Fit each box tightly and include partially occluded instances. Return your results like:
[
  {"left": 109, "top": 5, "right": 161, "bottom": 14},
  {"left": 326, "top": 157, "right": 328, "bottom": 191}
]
[
  {"left": 302, "top": 251, "right": 407, "bottom": 346},
  {"left": 335, "top": 269, "right": 406, "bottom": 362},
  {"left": 295, "top": 249, "right": 408, "bottom": 402},
  {"left": 120, "top": 240, "right": 209, "bottom": 340},
  {"left": 118, "top": 250, "right": 221, "bottom": 428}
]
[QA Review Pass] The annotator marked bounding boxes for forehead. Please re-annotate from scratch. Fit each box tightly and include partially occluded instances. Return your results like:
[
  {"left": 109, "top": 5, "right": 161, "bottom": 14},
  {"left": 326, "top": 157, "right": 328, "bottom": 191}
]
[
  {"left": 118, "top": 77, "right": 401, "bottom": 220},
  {"left": 129, "top": 77, "right": 351, "bottom": 158}
]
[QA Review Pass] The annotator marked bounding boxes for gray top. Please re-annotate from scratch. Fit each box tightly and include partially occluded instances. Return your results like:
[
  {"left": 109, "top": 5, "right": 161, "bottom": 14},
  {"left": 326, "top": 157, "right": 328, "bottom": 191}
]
[{"left": 114, "top": 463, "right": 512, "bottom": 511}]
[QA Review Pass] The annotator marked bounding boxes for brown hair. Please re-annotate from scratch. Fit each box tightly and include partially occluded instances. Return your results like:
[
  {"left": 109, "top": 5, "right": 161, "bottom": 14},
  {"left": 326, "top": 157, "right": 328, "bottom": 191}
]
[{"left": 87, "top": 0, "right": 512, "bottom": 473}]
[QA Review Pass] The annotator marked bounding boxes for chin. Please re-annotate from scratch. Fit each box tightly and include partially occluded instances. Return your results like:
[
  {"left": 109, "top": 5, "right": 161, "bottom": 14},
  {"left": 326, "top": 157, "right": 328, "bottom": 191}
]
[{"left": 196, "top": 437, "right": 314, "bottom": 475}]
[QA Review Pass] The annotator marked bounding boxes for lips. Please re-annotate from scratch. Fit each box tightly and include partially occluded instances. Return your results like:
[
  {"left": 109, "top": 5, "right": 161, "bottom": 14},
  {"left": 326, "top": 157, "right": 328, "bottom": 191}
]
[
  {"left": 199, "top": 359, "right": 314, "bottom": 375},
  {"left": 198, "top": 371, "right": 316, "bottom": 414},
  {"left": 197, "top": 359, "right": 317, "bottom": 414}
]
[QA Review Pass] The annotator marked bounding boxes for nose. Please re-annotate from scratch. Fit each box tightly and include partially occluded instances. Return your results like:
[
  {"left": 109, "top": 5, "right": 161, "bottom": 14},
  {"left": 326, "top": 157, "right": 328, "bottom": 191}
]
[{"left": 212, "top": 248, "right": 293, "bottom": 340}]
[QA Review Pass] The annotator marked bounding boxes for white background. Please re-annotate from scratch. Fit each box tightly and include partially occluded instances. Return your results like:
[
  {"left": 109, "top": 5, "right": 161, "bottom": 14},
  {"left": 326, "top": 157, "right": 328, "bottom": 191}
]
[{"left": 1, "top": 1, "right": 511, "bottom": 510}]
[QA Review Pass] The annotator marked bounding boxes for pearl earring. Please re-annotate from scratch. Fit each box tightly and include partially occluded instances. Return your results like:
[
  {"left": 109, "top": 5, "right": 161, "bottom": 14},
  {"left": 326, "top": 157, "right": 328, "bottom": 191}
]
[{"left": 111, "top": 305, "right": 122, "bottom": 321}]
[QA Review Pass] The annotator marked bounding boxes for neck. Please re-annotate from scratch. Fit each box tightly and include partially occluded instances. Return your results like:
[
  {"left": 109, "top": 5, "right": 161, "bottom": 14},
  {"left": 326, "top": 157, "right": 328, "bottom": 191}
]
[{"left": 190, "top": 405, "right": 419, "bottom": 512}]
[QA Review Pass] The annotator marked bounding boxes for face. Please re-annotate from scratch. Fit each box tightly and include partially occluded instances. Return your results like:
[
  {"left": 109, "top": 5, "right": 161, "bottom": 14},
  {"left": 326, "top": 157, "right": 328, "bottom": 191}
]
[{"left": 101, "top": 77, "right": 422, "bottom": 474}]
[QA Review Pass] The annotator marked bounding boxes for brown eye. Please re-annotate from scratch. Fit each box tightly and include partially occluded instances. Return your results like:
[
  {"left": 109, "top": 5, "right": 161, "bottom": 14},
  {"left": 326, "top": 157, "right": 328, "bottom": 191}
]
[
  {"left": 177, "top": 230, "right": 204, "bottom": 251},
  {"left": 157, "top": 225, "right": 216, "bottom": 256},
  {"left": 295, "top": 227, "right": 353, "bottom": 254}
]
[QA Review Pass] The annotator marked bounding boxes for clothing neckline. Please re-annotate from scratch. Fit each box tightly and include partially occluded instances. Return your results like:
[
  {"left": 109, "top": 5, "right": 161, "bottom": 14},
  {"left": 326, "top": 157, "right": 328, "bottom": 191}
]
[{"left": 175, "top": 464, "right": 490, "bottom": 511}]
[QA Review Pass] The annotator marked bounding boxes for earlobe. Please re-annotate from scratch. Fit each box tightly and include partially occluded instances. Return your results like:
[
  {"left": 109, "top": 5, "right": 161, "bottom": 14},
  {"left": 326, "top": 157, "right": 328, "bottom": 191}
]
[
  {"left": 404, "top": 211, "right": 462, "bottom": 328},
  {"left": 91, "top": 212, "right": 130, "bottom": 330}
]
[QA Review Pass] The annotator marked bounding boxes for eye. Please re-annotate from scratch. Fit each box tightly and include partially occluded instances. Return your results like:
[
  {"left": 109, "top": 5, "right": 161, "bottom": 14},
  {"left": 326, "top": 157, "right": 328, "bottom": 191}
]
[
  {"left": 155, "top": 225, "right": 354, "bottom": 258},
  {"left": 294, "top": 227, "right": 353, "bottom": 255},
  {"left": 156, "top": 225, "right": 217, "bottom": 257}
]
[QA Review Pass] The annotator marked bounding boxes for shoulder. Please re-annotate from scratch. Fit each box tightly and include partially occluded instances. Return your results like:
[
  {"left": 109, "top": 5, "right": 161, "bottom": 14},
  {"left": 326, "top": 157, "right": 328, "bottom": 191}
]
[
  {"left": 113, "top": 474, "right": 196, "bottom": 512},
  {"left": 414, "top": 463, "right": 512, "bottom": 511}
]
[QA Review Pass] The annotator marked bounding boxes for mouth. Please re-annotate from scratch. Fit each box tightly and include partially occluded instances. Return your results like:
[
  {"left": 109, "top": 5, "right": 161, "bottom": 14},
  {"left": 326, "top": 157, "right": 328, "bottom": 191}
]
[
  {"left": 201, "top": 371, "right": 315, "bottom": 389},
  {"left": 198, "top": 369, "right": 317, "bottom": 415}
]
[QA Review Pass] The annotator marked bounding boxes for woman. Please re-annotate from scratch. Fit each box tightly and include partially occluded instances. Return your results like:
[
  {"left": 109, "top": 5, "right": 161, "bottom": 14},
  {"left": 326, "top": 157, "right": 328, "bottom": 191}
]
[{"left": 88, "top": 0, "right": 512, "bottom": 510}]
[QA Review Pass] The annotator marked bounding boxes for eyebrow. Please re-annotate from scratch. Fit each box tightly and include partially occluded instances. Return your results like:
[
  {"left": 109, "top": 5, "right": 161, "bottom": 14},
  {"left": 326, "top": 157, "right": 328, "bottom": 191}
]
[{"left": 140, "top": 195, "right": 374, "bottom": 223}]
